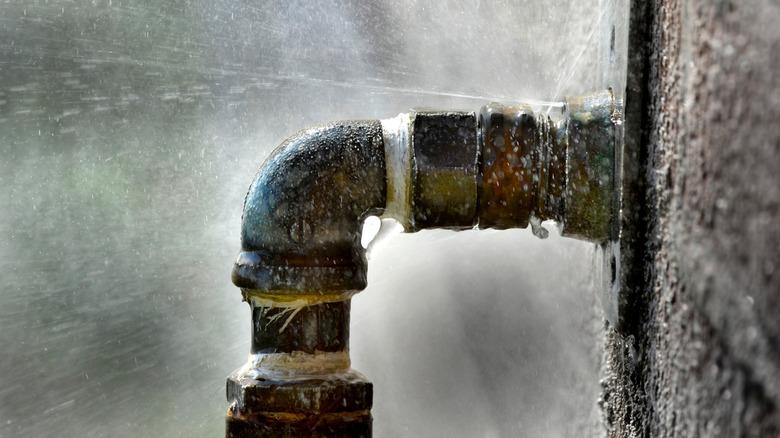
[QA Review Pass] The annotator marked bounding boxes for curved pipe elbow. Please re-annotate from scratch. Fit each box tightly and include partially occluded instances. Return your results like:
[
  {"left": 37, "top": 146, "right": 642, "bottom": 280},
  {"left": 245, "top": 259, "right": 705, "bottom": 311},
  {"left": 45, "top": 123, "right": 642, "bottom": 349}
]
[{"left": 232, "top": 121, "right": 387, "bottom": 294}]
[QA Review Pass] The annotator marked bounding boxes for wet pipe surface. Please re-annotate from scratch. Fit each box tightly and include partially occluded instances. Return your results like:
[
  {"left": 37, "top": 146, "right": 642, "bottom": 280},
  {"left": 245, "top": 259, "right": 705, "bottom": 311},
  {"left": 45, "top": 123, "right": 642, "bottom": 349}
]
[
  {"left": 226, "top": 367, "right": 372, "bottom": 437},
  {"left": 227, "top": 91, "right": 619, "bottom": 436}
]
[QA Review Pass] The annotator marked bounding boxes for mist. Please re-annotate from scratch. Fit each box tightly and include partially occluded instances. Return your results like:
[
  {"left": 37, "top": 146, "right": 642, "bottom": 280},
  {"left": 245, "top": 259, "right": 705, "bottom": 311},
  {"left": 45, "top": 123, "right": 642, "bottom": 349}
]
[{"left": 0, "top": 1, "right": 627, "bottom": 436}]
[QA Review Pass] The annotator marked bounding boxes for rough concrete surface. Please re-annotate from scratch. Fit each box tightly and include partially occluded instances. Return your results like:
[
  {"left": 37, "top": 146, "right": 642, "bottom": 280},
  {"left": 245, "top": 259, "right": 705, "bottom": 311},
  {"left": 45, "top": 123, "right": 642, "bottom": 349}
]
[{"left": 602, "top": 1, "right": 780, "bottom": 437}]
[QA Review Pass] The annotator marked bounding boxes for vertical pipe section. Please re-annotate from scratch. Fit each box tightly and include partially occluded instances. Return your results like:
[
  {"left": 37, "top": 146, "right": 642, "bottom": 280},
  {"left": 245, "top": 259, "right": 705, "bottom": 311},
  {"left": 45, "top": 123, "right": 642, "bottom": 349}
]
[
  {"left": 226, "top": 297, "right": 371, "bottom": 437},
  {"left": 228, "top": 121, "right": 385, "bottom": 437}
]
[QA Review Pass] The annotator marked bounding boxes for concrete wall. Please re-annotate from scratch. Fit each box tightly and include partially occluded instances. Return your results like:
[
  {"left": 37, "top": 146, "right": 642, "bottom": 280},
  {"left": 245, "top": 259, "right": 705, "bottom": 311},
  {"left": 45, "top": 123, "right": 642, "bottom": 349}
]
[{"left": 602, "top": 1, "right": 780, "bottom": 436}]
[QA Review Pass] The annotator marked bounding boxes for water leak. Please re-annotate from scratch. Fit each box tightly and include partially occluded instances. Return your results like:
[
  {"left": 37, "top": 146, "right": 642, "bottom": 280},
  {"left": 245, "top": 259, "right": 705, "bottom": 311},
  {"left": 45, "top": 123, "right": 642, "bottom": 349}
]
[{"left": 0, "top": 1, "right": 628, "bottom": 436}]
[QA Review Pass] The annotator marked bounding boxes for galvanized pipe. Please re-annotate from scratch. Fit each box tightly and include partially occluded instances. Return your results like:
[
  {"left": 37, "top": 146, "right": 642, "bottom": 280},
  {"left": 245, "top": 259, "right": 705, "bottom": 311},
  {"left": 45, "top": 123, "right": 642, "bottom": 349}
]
[{"left": 227, "top": 90, "right": 619, "bottom": 436}]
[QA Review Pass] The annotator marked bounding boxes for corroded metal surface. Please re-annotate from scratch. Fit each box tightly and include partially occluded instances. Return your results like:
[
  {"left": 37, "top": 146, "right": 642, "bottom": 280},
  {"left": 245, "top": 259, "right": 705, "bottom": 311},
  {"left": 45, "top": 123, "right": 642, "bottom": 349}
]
[
  {"left": 539, "top": 113, "right": 567, "bottom": 222},
  {"left": 411, "top": 111, "right": 478, "bottom": 229},
  {"left": 228, "top": 298, "right": 368, "bottom": 436},
  {"left": 476, "top": 93, "right": 617, "bottom": 241},
  {"left": 228, "top": 92, "right": 618, "bottom": 436},
  {"left": 478, "top": 103, "right": 553, "bottom": 229},
  {"left": 562, "top": 91, "right": 617, "bottom": 241},
  {"left": 229, "top": 121, "right": 385, "bottom": 435},
  {"left": 226, "top": 411, "right": 370, "bottom": 438},
  {"left": 252, "top": 301, "right": 349, "bottom": 354},
  {"left": 226, "top": 369, "right": 372, "bottom": 437},
  {"left": 232, "top": 121, "right": 387, "bottom": 293},
  {"left": 227, "top": 370, "right": 372, "bottom": 415}
]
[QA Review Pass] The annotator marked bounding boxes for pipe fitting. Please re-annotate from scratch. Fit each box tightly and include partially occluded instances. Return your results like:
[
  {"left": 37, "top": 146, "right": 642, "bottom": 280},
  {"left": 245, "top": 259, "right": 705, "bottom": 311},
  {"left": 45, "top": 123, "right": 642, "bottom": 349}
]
[
  {"left": 232, "top": 121, "right": 387, "bottom": 294},
  {"left": 227, "top": 90, "right": 620, "bottom": 436},
  {"left": 478, "top": 102, "right": 562, "bottom": 230},
  {"left": 477, "top": 90, "right": 618, "bottom": 240},
  {"left": 410, "top": 111, "right": 479, "bottom": 229}
]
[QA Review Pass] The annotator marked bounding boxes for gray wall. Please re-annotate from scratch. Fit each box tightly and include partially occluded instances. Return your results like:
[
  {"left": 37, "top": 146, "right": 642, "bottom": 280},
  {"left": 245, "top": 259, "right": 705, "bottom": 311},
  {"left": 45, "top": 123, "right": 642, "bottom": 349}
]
[{"left": 603, "top": 1, "right": 780, "bottom": 436}]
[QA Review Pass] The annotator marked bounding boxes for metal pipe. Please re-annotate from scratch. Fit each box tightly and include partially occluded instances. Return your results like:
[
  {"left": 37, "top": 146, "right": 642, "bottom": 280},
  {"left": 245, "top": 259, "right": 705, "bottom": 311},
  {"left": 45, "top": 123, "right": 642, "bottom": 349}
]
[{"left": 226, "top": 90, "right": 620, "bottom": 436}]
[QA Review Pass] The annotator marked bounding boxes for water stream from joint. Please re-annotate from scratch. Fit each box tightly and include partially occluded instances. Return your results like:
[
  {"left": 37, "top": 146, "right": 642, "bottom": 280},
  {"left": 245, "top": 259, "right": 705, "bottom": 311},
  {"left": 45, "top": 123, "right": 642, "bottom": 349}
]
[{"left": 0, "top": 1, "right": 627, "bottom": 436}]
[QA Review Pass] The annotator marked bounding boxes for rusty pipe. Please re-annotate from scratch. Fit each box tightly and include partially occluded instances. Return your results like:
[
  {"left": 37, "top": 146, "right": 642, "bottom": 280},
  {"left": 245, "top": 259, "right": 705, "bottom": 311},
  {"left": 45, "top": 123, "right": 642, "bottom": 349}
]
[{"left": 227, "top": 90, "right": 619, "bottom": 436}]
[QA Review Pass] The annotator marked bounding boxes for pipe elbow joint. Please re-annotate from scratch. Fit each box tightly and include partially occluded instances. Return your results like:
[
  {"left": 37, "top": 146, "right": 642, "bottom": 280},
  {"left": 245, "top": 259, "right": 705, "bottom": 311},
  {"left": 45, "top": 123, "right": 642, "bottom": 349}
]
[{"left": 232, "top": 121, "right": 387, "bottom": 294}]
